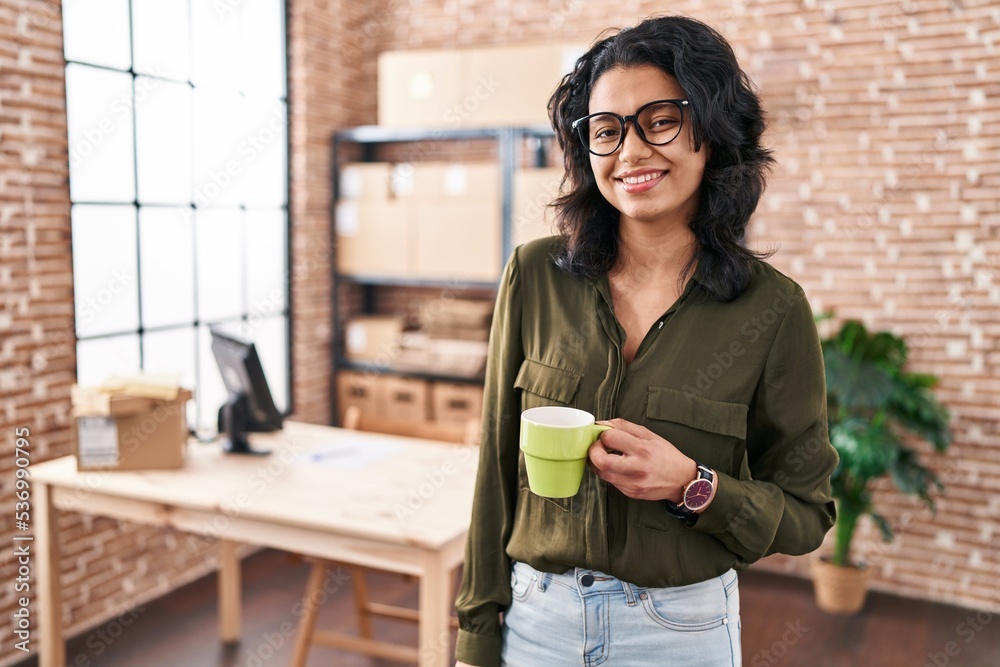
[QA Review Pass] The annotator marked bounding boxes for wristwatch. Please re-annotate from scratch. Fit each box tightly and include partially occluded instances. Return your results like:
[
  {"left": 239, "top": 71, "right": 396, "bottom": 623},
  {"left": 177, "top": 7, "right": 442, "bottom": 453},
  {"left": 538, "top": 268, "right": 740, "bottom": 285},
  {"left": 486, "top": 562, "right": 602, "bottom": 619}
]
[{"left": 664, "top": 463, "right": 715, "bottom": 523}]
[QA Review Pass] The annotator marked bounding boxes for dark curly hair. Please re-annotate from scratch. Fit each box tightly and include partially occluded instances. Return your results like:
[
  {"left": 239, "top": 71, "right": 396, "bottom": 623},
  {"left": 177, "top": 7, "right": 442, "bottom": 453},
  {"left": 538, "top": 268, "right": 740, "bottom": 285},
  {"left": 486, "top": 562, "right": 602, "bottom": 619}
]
[{"left": 547, "top": 15, "right": 775, "bottom": 302}]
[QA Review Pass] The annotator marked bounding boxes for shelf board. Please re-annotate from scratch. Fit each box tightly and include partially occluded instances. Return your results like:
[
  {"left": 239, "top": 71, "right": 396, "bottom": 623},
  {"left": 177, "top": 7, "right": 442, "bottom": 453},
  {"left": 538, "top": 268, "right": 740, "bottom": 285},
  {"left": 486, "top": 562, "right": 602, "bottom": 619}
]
[
  {"left": 335, "top": 273, "right": 498, "bottom": 290},
  {"left": 336, "top": 360, "right": 485, "bottom": 385}
]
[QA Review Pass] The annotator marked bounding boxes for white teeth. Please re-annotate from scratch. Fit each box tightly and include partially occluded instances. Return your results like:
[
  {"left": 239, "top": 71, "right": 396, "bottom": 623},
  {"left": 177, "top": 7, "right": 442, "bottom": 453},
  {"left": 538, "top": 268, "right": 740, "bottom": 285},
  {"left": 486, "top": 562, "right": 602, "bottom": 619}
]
[{"left": 621, "top": 172, "right": 662, "bottom": 185}]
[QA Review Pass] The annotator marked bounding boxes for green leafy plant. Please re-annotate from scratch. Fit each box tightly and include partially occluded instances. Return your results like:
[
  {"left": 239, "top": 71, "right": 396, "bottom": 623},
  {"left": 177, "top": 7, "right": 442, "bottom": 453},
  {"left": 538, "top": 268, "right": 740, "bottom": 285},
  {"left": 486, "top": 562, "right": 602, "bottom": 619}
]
[{"left": 821, "top": 320, "right": 952, "bottom": 568}]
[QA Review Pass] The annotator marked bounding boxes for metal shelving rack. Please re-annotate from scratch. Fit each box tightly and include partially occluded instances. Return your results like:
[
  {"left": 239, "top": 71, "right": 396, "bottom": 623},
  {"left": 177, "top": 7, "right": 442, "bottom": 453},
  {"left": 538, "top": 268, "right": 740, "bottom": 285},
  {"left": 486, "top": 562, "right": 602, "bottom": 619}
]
[{"left": 329, "top": 124, "right": 556, "bottom": 419}]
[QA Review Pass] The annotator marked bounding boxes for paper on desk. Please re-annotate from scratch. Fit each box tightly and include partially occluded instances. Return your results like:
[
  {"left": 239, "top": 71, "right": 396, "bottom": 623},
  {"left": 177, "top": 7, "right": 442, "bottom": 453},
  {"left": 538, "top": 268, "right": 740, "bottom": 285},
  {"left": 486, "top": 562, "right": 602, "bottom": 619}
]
[{"left": 296, "top": 437, "right": 401, "bottom": 470}]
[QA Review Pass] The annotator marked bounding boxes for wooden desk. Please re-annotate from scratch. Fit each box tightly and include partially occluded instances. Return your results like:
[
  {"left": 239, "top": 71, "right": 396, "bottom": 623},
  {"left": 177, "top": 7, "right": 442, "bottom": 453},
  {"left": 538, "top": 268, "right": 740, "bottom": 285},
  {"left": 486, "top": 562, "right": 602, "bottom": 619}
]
[{"left": 31, "top": 421, "right": 477, "bottom": 667}]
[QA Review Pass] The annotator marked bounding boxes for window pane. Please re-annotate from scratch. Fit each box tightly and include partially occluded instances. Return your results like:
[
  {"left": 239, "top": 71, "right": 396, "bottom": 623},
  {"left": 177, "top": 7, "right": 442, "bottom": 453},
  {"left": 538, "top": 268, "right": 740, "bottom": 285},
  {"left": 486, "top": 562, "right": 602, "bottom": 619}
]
[
  {"left": 196, "top": 209, "right": 244, "bottom": 321},
  {"left": 193, "top": 89, "right": 245, "bottom": 208},
  {"left": 65, "top": 65, "right": 136, "bottom": 203},
  {"left": 62, "top": 0, "right": 131, "bottom": 70},
  {"left": 77, "top": 334, "right": 141, "bottom": 386},
  {"left": 198, "top": 324, "right": 229, "bottom": 432},
  {"left": 143, "top": 327, "right": 197, "bottom": 392},
  {"left": 139, "top": 207, "right": 195, "bottom": 328},
  {"left": 241, "top": 0, "right": 286, "bottom": 96},
  {"left": 72, "top": 205, "right": 139, "bottom": 338},
  {"left": 143, "top": 327, "right": 198, "bottom": 426},
  {"left": 245, "top": 209, "right": 286, "bottom": 316},
  {"left": 242, "top": 97, "right": 287, "bottom": 206},
  {"left": 252, "top": 315, "right": 288, "bottom": 413},
  {"left": 132, "top": 0, "right": 190, "bottom": 80},
  {"left": 191, "top": 0, "right": 241, "bottom": 89},
  {"left": 135, "top": 79, "right": 193, "bottom": 205}
]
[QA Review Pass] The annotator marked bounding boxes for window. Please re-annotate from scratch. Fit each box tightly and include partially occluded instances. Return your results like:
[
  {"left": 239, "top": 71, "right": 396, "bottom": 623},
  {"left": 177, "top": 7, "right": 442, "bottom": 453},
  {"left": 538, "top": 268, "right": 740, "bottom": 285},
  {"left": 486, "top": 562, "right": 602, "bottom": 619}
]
[{"left": 64, "top": 0, "right": 290, "bottom": 432}]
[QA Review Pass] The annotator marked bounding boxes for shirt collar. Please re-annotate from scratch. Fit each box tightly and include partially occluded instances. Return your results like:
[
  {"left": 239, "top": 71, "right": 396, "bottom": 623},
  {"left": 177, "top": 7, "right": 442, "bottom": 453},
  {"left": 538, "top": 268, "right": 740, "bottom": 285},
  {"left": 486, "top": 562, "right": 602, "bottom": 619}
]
[{"left": 589, "top": 262, "right": 704, "bottom": 316}]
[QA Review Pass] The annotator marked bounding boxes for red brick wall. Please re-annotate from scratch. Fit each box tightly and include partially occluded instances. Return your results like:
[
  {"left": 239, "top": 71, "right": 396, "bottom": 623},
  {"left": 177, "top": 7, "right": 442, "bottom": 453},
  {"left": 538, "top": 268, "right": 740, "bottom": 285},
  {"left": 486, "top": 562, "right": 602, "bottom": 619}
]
[{"left": 287, "top": 0, "right": 372, "bottom": 424}]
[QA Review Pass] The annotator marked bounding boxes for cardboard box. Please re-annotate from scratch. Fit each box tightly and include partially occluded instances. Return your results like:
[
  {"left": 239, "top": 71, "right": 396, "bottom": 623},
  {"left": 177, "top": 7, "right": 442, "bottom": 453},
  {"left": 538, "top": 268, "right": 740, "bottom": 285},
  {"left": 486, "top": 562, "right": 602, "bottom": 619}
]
[
  {"left": 513, "top": 167, "right": 564, "bottom": 247},
  {"left": 378, "top": 49, "right": 462, "bottom": 127},
  {"left": 388, "top": 334, "right": 486, "bottom": 377},
  {"left": 336, "top": 370, "right": 386, "bottom": 422},
  {"left": 380, "top": 376, "right": 430, "bottom": 422},
  {"left": 71, "top": 385, "right": 192, "bottom": 471},
  {"left": 344, "top": 315, "right": 406, "bottom": 365},
  {"left": 460, "top": 44, "right": 585, "bottom": 126},
  {"left": 378, "top": 43, "right": 583, "bottom": 128},
  {"left": 412, "top": 201, "right": 501, "bottom": 281},
  {"left": 430, "top": 382, "right": 484, "bottom": 424},
  {"left": 423, "top": 321, "right": 489, "bottom": 341},
  {"left": 336, "top": 200, "right": 411, "bottom": 276},
  {"left": 339, "top": 162, "right": 393, "bottom": 200},
  {"left": 393, "top": 162, "right": 501, "bottom": 202}
]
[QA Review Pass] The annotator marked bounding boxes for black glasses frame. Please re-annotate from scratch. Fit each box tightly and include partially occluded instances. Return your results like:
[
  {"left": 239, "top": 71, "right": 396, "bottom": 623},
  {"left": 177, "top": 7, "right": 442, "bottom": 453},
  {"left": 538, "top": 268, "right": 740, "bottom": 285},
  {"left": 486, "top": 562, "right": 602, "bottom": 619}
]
[{"left": 571, "top": 99, "right": 690, "bottom": 156}]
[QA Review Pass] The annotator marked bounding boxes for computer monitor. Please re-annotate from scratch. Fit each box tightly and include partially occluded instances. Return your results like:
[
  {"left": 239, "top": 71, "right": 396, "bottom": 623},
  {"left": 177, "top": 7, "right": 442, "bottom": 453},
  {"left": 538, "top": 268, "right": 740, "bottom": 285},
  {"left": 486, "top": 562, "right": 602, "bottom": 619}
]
[{"left": 209, "top": 326, "right": 283, "bottom": 455}]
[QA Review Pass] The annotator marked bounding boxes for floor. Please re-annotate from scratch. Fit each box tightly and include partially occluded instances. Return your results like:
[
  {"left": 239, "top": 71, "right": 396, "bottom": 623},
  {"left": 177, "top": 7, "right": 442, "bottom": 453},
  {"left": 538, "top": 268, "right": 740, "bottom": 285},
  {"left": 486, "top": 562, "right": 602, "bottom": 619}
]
[{"left": 16, "top": 548, "right": 999, "bottom": 666}]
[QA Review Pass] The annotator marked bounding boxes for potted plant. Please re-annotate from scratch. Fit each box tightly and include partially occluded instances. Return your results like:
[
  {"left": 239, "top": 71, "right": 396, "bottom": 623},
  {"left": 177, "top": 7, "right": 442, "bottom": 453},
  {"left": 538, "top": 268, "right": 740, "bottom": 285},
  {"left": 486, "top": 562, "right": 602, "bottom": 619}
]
[{"left": 811, "top": 320, "right": 951, "bottom": 614}]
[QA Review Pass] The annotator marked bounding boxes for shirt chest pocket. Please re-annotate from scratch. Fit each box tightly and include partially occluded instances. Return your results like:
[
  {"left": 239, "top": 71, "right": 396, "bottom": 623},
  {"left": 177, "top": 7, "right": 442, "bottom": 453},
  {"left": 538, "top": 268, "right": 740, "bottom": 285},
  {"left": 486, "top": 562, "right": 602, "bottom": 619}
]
[
  {"left": 513, "top": 359, "right": 584, "bottom": 511},
  {"left": 629, "top": 388, "right": 749, "bottom": 533},
  {"left": 645, "top": 388, "right": 748, "bottom": 471},
  {"left": 513, "top": 358, "right": 582, "bottom": 410}
]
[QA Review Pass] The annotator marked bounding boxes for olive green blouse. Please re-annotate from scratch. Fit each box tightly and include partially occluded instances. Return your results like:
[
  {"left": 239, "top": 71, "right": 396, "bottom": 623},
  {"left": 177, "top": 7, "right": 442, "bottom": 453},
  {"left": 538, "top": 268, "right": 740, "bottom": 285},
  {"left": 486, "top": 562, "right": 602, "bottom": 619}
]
[{"left": 455, "top": 237, "right": 838, "bottom": 666}]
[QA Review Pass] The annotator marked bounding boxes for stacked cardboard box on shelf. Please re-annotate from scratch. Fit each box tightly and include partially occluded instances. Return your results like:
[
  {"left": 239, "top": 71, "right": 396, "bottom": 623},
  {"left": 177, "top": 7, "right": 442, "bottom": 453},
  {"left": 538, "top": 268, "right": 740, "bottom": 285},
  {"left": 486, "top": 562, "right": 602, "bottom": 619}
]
[
  {"left": 513, "top": 167, "right": 564, "bottom": 248},
  {"left": 335, "top": 160, "right": 502, "bottom": 282},
  {"left": 378, "top": 43, "right": 584, "bottom": 128},
  {"left": 394, "top": 298, "right": 492, "bottom": 378}
]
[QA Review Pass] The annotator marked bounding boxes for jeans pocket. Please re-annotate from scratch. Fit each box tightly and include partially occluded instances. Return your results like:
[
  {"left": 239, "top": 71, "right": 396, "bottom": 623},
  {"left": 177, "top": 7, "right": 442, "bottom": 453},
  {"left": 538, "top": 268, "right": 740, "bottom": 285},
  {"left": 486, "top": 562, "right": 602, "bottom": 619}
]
[
  {"left": 510, "top": 561, "right": 537, "bottom": 602},
  {"left": 636, "top": 577, "right": 729, "bottom": 632}
]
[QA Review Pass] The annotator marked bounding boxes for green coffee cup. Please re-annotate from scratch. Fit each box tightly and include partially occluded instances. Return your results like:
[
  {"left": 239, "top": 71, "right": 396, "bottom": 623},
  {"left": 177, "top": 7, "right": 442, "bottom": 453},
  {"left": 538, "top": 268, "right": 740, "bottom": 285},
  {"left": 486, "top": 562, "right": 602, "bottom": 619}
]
[{"left": 519, "top": 406, "right": 612, "bottom": 498}]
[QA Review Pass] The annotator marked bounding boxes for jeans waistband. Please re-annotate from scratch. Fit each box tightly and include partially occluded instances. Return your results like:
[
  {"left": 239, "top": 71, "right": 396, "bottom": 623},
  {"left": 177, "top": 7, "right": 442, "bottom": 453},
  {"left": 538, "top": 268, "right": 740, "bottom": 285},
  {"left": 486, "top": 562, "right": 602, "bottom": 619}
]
[{"left": 544, "top": 567, "right": 639, "bottom": 604}]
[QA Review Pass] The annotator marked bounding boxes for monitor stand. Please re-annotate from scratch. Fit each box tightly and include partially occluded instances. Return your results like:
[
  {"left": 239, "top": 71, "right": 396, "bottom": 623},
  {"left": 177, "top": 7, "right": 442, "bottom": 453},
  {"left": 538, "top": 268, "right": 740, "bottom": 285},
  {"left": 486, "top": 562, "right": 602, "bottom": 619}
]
[{"left": 218, "top": 394, "right": 271, "bottom": 456}]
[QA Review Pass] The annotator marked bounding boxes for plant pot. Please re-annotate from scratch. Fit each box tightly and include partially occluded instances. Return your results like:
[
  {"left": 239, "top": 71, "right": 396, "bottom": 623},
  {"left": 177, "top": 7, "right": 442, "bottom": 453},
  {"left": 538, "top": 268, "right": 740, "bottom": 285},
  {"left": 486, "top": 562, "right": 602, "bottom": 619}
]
[{"left": 811, "top": 556, "right": 871, "bottom": 615}]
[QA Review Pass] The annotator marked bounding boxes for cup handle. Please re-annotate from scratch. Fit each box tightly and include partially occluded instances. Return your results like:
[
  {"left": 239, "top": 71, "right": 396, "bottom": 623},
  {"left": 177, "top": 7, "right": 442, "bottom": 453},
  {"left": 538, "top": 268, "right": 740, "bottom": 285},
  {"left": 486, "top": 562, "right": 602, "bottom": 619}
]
[{"left": 591, "top": 423, "right": 612, "bottom": 440}]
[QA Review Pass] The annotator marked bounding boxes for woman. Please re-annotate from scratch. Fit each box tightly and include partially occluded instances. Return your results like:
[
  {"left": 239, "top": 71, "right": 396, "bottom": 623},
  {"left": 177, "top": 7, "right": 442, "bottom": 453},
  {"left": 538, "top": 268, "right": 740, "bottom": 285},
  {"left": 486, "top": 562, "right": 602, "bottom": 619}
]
[{"left": 455, "top": 15, "right": 838, "bottom": 667}]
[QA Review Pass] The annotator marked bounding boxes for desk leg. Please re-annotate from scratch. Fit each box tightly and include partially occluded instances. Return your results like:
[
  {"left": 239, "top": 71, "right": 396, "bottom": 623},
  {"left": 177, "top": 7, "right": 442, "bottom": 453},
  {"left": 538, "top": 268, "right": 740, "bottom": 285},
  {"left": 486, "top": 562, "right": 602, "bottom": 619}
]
[
  {"left": 219, "top": 539, "right": 242, "bottom": 643},
  {"left": 418, "top": 554, "right": 451, "bottom": 667},
  {"left": 36, "top": 481, "right": 65, "bottom": 667}
]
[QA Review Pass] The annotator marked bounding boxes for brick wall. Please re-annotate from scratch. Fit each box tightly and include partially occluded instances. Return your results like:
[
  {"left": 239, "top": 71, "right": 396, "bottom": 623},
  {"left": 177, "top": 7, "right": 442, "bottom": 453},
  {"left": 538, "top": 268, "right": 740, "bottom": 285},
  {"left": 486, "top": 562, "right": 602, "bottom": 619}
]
[
  {"left": 356, "top": 0, "right": 999, "bottom": 613},
  {"left": 287, "top": 0, "right": 372, "bottom": 425}
]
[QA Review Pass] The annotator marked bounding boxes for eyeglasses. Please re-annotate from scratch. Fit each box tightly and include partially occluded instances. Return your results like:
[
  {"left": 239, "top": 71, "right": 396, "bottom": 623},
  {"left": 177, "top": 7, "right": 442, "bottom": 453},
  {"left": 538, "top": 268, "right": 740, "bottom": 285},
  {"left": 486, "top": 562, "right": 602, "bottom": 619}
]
[{"left": 571, "top": 99, "right": 690, "bottom": 156}]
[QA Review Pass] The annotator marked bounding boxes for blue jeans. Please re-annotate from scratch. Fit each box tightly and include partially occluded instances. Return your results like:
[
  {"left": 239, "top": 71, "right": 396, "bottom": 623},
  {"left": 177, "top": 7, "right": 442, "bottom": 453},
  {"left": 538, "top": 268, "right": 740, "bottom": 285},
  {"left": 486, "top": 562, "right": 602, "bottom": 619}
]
[{"left": 501, "top": 561, "right": 741, "bottom": 667}]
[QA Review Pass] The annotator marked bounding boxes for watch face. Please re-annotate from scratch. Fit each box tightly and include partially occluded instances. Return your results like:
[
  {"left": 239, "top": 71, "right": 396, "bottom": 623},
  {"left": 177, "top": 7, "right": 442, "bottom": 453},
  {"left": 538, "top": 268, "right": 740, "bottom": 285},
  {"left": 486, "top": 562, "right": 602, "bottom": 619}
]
[{"left": 684, "top": 479, "right": 713, "bottom": 510}]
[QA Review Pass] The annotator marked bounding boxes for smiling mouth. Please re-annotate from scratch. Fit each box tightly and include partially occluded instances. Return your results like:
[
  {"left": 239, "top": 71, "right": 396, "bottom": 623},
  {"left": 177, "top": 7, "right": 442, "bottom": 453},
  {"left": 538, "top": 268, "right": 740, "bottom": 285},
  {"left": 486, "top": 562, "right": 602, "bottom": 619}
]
[{"left": 619, "top": 171, "right": 666, "bottom": 185}]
